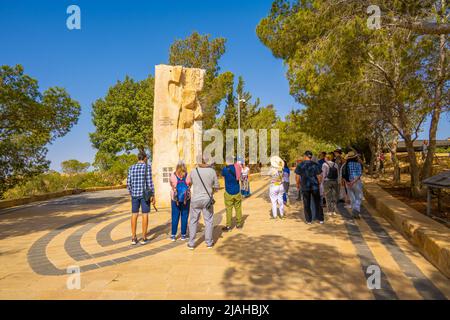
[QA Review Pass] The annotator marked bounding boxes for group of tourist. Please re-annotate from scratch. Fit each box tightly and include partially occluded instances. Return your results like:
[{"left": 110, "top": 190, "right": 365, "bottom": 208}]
[
  {"left": 126, "top": 152, "right": 251, "bottom": 249},
  {"left": 126, "top": 148, "right": 363, "bottom": 248},
  {"left": 293, "top": 149, "right": 364, "bottom": 225}
]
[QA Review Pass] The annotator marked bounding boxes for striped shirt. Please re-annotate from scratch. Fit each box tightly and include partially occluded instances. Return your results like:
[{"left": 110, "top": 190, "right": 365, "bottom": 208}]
[{"left": 127, "top": 162, "right": 154, "bottom": 198}]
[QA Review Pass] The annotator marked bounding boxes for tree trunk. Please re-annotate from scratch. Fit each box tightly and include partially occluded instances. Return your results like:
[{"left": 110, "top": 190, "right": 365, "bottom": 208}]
[
  {"left": 404, "top": 136, "right": 422, "bottom": 198},
  {"left": 368, "top": 141, "right": 377, "bottom": 176},
  {"left": 390, "top": 137, "right": 401, "bottom": 184},
  {"left": 422, "top": 33, "right": 446, "bottom": 180}
]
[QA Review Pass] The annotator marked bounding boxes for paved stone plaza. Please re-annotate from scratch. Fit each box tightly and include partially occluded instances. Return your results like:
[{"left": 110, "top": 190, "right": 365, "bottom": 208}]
[{"left": 0, "top": 175, "right": 448, "bottom": 299}]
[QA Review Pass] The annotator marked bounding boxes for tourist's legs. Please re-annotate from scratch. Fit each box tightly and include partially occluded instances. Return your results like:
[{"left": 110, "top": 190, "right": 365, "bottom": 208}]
[
  {"left": 269, "top": 185, "right": 279, "bottom": 218},
  {"left": 131, "top": 214, "right": 138, "bottom": 239},
  {"left": 141, "top": 213, "right": 149, "bottom": 239},
  {"left": 283, "top": 181, "right": 289, "bottom": 203},
  {"left": 224, "top": 192, "right": 233, "bottom": 227},
  {"left": 324, "top": 181, "right": 337, "bottom": 213},
  {"left": 312, "top": 189, "right": 324, "bottom": 222},
  {"left": 202, "top": 205, "right": 214, "bottom": 246},
  {"left": 131, "top": 197, "right": 140, "bottom": 239},
  {"left": 330, "top": 181, "right": 338, "bottom": 212},
  {"left": 351, "top": 180, "right": 363, "bottom": 212},
  {"left": 277, "top": 185, "right": 284, "bottom": 216},
  {"left": 188, "top": 201, "right": 202, "bottom": 247},
  {"left": 180, "top": 200, "right": 190, "bottom": 236},
  {"left": 234, "top": 193, "right": 243, "bottom": 226},
  {"left": 140, "top": 198, "right": 150, "bottom": 239},
  {"left": 171, "top": 200, "right": 181, "bottom": 237},
  {"left": 302, "top": 190, "right": 312, "bottom": 222}
]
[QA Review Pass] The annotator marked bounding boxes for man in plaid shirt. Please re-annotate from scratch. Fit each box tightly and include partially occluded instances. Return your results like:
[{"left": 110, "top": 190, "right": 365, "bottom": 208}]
[
  {"left": 343, "top": 151, "right": 363, "bottom": 219},
  {"left": 127, "top": 152, "right": 155, "bottom": 245}
]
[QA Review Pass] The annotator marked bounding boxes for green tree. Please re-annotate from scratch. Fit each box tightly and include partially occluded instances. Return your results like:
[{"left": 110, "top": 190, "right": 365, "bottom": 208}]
[
  {"left": 90, "top": 75, "right": 154, "bottom": 155},
  {"left": 61, "top": 159, "right": 90, "bottom": 175},
  {"left": 257, "top": 0, "right": 448, "bottom": 196},
  {"left": 277, "top": 110, "right": 337, "bottom": 163},
  {"left": 0, "top": 65, "right": 80, "bottom": 198},
  {"left": 168, "top": 32, "right": 234, "bottom": 129}
]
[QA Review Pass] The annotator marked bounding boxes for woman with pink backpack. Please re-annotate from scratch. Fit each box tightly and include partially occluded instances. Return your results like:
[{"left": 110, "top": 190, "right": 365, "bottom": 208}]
[{"left": 169, "top": 161, "right": 191, "bottom": 241}]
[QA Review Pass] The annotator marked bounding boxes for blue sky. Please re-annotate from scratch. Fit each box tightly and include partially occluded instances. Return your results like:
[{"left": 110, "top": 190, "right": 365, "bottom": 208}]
[{"left": 1, "top": 1, "right": 449, "bottom": 171}]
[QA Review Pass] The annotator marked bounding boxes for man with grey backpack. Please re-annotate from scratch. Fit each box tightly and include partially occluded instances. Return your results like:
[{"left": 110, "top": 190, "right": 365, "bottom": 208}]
[
  {"left": 187, "top": 155, "right": 220, "bottom": 249},
  {"left": 321, "top": 152, "right": 339, "bottom": 216}
]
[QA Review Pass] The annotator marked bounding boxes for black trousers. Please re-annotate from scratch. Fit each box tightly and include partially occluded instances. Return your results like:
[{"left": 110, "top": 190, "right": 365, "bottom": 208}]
[{"left": 302, "top": 189, "right": 324, "bottom": 222}]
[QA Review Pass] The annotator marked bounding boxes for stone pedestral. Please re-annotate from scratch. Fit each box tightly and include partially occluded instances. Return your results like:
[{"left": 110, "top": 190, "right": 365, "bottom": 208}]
[{"left": 152, "top": 65, "right": 205, "bottom": 207}]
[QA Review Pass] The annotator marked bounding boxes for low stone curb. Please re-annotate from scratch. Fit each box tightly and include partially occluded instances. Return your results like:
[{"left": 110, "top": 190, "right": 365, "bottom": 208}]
[
  {"left": 363, "top": 179, "right": 450, "bottom": 278},
  {"left": 0, "top": 185, "right": 126, "bottom": 210}
]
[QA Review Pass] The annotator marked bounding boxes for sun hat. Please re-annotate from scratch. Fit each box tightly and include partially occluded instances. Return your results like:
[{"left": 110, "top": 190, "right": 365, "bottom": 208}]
[
  {"left": 346, "top": 151, "right": 358, "bottom": 159},
  {"left": 270, "top": 155, "right": 284, "bottom": 171}
]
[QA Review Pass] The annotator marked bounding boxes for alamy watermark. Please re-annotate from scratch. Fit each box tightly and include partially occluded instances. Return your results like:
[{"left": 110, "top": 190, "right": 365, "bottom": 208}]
[
  {"left": 367, "top": 5, "right": 381, "bottom": 30},
  {"left": 366, "top": 265, "right": 381, "bottom": 290},
  {"left": 67, "top": 265, "right": 81, "bottom": 289},
  {"left": 172, "top": 127, "right": 280, "bottom": 165},
  {"left": 66, "top": 5, "right": 81, "bottom": 30}
]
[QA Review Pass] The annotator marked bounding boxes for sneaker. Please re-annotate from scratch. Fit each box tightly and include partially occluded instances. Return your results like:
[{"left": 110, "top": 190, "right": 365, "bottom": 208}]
[
  {"left": 207, "top": 243, "right": 214, "bottom": 249},
  {"left": 170, "top": 235, "right": 176, "bottom": 242},
  {"left": 180, "top": 235, "right": 187, "bottom": 241},
  {"left": 139, "top": 238, "right": 149, "bottom": 245},
  {"left": 319, "top": 221, "right": 324, "bottom": 224},
  {"left": 187, "top": 244, "right": 195, "bottom": 250},
  {"left": 306, "top": 221, "right": 312, "bottom": 225},
  {"left": 131, "top": 237, "right": 138, "bottom": 245},
  {"left": 222, "top": 226, "right": 231, "bottom": 232}
]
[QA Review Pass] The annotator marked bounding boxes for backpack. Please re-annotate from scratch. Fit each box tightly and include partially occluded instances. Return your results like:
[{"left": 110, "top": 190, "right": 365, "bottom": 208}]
[
  {"left": 175, "top": 174, "right": 189, "bottom": 203},
  {"left": 342, "top": 162, "right": 350, "bottom": 182},
  {"left": 326, "top": 162, "right": 338, "bottom": 180}
]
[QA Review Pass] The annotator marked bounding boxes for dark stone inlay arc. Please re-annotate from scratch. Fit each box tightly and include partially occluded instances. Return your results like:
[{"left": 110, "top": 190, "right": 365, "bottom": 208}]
[
  {"left": 338, "top": 205, "right": 399, "bottom": 300},
  {"left": 96, "top": 216, "right": 172, "bottom": 247},
  {"left": 64, "top": 211, "right": 129, "bottom": 261},
  {"left": 96, "top": 216, "right": 130, "bottom": 247},
  {"left": 27, "top": 202, "right": 125, "bottom": 276},
  {"left": 27, "top": 183, "right": 271, "bottom": 276},
  {"left": 359, "top": 206, "right": 447, "bottom": 300}
]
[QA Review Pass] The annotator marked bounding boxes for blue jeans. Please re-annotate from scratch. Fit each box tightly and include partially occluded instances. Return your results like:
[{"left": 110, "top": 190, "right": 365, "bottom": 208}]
[{"left": 171, "top": 200, "right": 190, "bottom": 236}]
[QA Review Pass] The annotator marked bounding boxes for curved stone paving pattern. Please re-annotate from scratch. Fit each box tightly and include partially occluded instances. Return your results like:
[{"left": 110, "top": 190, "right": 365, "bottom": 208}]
[
  {"left": 2, "top": 179, "right": 444, "bottom": 299},
  {"left": 27, "top": 184, "right": 269, "bottom": 278}
]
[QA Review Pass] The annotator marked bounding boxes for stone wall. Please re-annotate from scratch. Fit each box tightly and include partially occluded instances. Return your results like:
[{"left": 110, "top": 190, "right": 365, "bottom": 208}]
[
  {"left": 363, "top": 180, "right": 450, "bottom": 278},
  {"left": 0, "top": 185, "right": 126, "bottom": 210}
]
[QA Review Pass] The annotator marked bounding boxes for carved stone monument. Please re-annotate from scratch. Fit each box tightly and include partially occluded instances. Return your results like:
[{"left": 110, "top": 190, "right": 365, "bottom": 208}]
[{"left": 152, "top": 65, "right": 205, "bottom": 207}]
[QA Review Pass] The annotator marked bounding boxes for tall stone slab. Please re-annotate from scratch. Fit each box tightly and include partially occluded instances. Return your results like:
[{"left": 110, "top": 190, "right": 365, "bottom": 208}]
[{"left": 152, "top": 65, "right": 205, "bottom": 207}]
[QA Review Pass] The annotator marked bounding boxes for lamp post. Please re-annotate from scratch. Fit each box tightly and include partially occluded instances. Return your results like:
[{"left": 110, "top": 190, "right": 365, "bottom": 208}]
[{"left": 237, "top": 94, "right": 246, "bottom": 163}]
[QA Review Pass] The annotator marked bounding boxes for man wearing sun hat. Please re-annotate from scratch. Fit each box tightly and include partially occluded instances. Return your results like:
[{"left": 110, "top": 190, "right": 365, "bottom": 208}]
[{"left": 342, "top": 150, "right": 363, "bottom": 219}]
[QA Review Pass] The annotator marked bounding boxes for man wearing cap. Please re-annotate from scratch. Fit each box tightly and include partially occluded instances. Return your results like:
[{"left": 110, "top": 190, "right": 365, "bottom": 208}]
[{"left": 295, "top": 151, "right": 324, "bottom": 224}]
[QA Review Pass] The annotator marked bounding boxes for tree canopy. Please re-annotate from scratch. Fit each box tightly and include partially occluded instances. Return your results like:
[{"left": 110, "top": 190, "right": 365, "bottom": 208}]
[
  {"left": 0, "top": 65, "right": 80, "bottom": 198},
  {"left": 257, "top": 0, "right": 448, "bottom": 196},
  {"left": 90, "top": 75, "right": 154, "bottom": 156},
  {"left": 61, "top": 159, "right": 90, "bottom": 175}
]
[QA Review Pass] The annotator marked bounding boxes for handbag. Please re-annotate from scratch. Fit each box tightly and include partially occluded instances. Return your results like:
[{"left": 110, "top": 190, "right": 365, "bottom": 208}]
[
  {"left": 196, "top": 167, "right": 215, "bottom": 210},
  {"left": 142, "top": 164, "right": 153, "bottom": 202}
]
